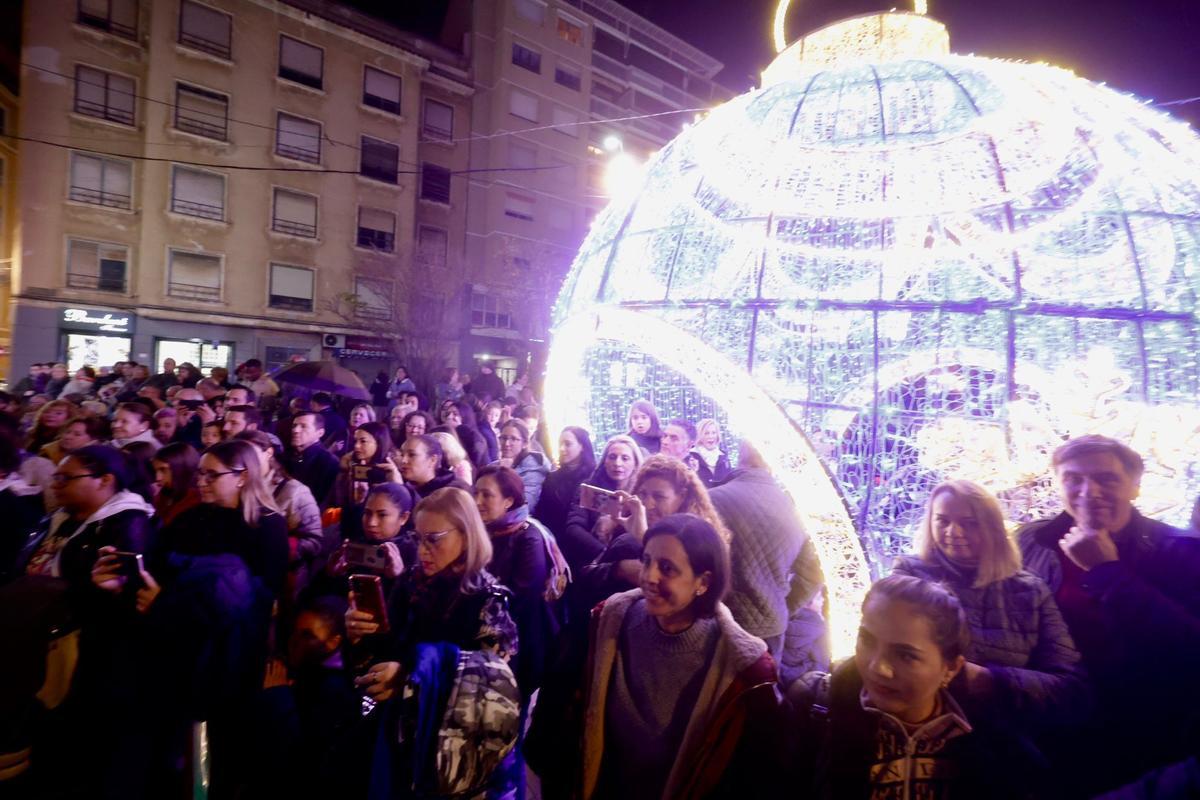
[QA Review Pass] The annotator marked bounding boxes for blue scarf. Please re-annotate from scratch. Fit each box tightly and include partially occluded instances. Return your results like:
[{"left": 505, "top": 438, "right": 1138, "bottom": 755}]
[{"left": 485, "top": 504, "right": 529, "bottom": 534}]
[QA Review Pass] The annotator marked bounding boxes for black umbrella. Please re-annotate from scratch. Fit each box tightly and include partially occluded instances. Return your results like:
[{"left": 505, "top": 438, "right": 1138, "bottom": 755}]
[{"left": 274, "top": 360, "right": 370, "bottom": 401}]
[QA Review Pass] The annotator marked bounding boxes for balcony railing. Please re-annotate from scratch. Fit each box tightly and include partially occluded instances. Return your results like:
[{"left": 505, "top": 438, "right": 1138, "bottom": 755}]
[
  {"left": 273, "top": 218, "right": 317, "bottom": 238},
  {"left": 67, "top": 271, "right": 126, "bottom": 292},
  {"left": 78, "top": 6, "right": 137, "bottom": 40},
  {"left": 175, "top": 112, "right": 227, "bottom": 141},
  {"left": 171, "top": 197, "right": 224, "bottom": 221},
  {"left": 168, "top": 281, "right": 221, "bottom": 301},
  {"left": 590, "top": 50, "right": 629, "bottom": 81},
  {"left": 74, "top": 98, "right": 134, "bottom": 126},
  {"left": 178, "top": 31, "right": 230, "bottom": 60},
  {"left": 276, "top": 143, "right": 320, "bottom": 164},
  {"left": 69, "top": 185, "right": 131, "bottom": 209}
]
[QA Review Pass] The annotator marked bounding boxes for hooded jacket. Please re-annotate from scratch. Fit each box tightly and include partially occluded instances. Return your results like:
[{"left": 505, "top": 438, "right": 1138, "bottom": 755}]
[
  {"left": 24, "top": 489, "right": 156, "bottom": 588},
  {"left": 493, "top": 450, "right": 552, "bottom": 511},
  {"left": 581, "top": 589, "right": 783, "bottom": 800}
]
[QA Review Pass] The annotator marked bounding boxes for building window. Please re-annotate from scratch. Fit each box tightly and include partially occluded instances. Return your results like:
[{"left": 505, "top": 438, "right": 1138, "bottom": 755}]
[
  {"left": 356, "top": 207, "right": 395, "bottom": 252},
  {"left": 168, "top": 249, "right": 222, "bottom": 300},
  {"left": 423, "top": 99, "right": 453, "bottom": 141},
  {"left": 504, "top": 192, "right": 535, "bottom": 221},
  {"left": 552, "top": 107, "right": 579, "bottom": 136},
  {"left": 69, "top": 152, "right": 132, "bottom": 209},
  {"left": 74, "top": 66, "right": 135, "bottom": 126},
  {"left": 67, "top": 238, "right": 127, "bottom": 292},
  {"left": 509, "top": 89, "right": 538, "bottom": 122},
  {"left": 363, "top": 66, "right": 402, "bottom": 114},
  {"left": 360, "top": 136, "right": 399, "bottom": 184},
  {"left": 420, "top": 163, "right": 451, "bottom": 204},
  {"left": 78, "top": 0, "right": 138, "bottom": 40},
  {"left": 170, "top": 166, "right": 225, "bottom": 221},
  {"left": 416, "top": 226, "right": 447, "bottom": 271},
  {"left": 514, "top": 0, "right": 545, "bottom": 24},
  {"left": 511, "top": 42, "right": 541, "bottom": 73},
  {"left": 278, "top": 35, "right": 323, "bottom": 89},
  {"left": 554, "top": 62, "right": 582, "bottom": 91},
  {"left": 269, "top": 264, "right": 314, "bottom": 312},
  {"left": 508, "top": 141, "right": 536, "bottom": 170},
  {"left": 174, "top": 83, "right": 228, "bottom": 140},
  {"left": 354, "top": 277, "right": 393, "bottom": 320},
  {"left": 178, "top": 0, "right": 231, "bottom": 59},
  {"left": 275, "top": 112, "right": 321, "bottom": 163},
  {"left": 470, "top": 291, "right": 513, "bottom": 329},
  {"left": 557, "top": 15, "right": 584, "bottom": 46},
  {"left": 272, "top": 188, "right": 317, "bottom": 237}
]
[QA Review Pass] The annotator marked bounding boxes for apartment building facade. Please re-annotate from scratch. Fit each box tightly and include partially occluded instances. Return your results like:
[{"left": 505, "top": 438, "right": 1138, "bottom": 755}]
[
  {"left": 452, "top": 0, "right": 729, "bottom": 385},
  {"left": 10, "top": 0, "right": 471, "bottom": 379}
]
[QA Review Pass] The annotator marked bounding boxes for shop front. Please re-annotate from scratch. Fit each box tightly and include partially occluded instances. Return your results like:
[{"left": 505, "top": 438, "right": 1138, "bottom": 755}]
[
  {"left": 60, "top": 306, "right": 134, "bottom": 372},
  {"left": 153, "top": 338, "right": 234, "bottom": 377},
  {"left": 329, "top": 333, "right": 399, "bottom": 386}
]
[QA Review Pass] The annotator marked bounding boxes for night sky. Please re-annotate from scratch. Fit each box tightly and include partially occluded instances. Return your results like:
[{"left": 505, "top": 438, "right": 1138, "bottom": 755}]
[
  {"left": 356, "top": 0, "right": 1200, "bottom": 126},
  {"left": 620, "top": 0, "right": 1200, "bottom": 126}
]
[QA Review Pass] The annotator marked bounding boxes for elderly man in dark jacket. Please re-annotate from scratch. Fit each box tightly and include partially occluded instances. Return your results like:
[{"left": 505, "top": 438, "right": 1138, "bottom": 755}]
[
  {"left": 710, "top": 441, "right": 824, "bottom": 665},
  {"left": 1018, "top": 434, "right": 1200, "bottom": 796}
]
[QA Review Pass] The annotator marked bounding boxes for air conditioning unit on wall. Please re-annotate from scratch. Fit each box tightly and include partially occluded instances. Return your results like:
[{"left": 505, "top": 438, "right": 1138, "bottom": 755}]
[{"left": 323, "top": 334, "right": 345, "bottom": 348}]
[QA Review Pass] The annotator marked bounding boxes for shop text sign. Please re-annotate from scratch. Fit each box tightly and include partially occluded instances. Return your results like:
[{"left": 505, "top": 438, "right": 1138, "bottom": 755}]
[{"left": 61, "top": 307, "right": 135, "bottom": 334}]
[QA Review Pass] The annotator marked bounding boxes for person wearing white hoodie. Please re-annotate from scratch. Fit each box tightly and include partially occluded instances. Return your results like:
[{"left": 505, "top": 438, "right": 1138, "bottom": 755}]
[{"left": 22, "top": 445, "right": 157, "bottom": 798}]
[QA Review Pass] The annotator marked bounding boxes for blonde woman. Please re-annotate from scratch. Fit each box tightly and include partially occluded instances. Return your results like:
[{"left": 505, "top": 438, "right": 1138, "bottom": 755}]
[
  {"left": 348, "top": 485, "right": 518, "bottom": 696},
  {"left": 562, "top": 434, "right": 644, "bottom": 572},
  {"left": 430, "top": 430, "right": 475, "bottom": 486},
  {"left": 891, "top": 479, "right": 1087, "bottom": 723}
]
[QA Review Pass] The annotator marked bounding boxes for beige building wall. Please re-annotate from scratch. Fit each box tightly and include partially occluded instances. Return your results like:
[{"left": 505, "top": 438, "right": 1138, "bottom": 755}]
[
  {"left": 12, "top": 0, "right": 455, "bottom": 376},
  {"left": 0, "top": 84, "right": 17, "bottom": 380},
  {"left": 461, "top": 0, "right": 728, "bottom": 382}
]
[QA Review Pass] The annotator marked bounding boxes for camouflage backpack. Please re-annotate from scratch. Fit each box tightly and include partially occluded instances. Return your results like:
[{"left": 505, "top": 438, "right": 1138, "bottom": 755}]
[{"left": 434, "top": 649, "right": 521, "bottom": 796}]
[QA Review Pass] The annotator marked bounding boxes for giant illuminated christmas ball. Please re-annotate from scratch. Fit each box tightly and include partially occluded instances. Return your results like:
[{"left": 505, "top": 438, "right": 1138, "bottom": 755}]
[{"left": 546, "top": 10, "right": 1200, "bottom": 653}]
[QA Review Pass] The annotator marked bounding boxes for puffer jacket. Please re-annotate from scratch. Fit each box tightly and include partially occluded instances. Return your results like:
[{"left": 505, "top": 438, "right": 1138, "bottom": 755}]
[{"left": 891, "top": 552, "right": 1089, "bottom": 723}]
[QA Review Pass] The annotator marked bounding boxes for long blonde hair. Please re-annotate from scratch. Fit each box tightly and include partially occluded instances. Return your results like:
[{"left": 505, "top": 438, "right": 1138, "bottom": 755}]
[
  {"left": 633, "top": 454, "right": 732, "bottom": 544},
  {"left": 414, "top": 487, "right": 493, "bottom": 593},
  {"left": 917, "top": 479, "right": 1020, "bottom": 588},
  {"left": 206, "top": 440, "right": 281, "bottom": 527}
]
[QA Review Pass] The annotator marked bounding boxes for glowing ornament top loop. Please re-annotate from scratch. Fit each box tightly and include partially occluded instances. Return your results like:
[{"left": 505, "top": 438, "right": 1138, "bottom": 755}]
[{"left": 773, "top": 0, "right": 931, "bottom": 54}]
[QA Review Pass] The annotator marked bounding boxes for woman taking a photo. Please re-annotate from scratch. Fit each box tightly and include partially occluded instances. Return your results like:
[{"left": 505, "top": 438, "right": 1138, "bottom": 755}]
[
  {"left": 578, "top": 453, "right": 731, "bottom": 614},
  {"left": 494, "top": 419, "right": 551, "bottom": 510},
  {"left": 317, "top": 482, "right": 415, "bottom": 599},
  {"left": 579, "top": 513, "right": 780, "bottom": 800},
  {"left": 562, "top": 434, "right": 643, "bottom": 573},
  {"left": 151, "top": 442, "right": 201, "bottom": 527},
  {"left": 891, "top": 479, "right": 1087, "bottom": 725},
  {"left": 475, "top": 464, "right": 551, "bottom": 698},
  {"left": 534, "top": 426, "right": 595, "bottom": 541},
  {"left": 335, "top": 422, "right": 393, "bottom": 538},
  {"left": 788, "top": 575, "right": 1044, "bottom": 798},
  {"left": 347, "top": 487, "right": 520, "bottom": 795}
]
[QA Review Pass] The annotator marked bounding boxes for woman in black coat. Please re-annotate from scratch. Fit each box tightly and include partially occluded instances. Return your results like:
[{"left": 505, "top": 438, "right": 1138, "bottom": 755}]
[
  {"left": 534, "top": 425, "right": 595, "bottom": 541},
  {"left": 560, "top": 434, "right": 643, "bottom": 573}
]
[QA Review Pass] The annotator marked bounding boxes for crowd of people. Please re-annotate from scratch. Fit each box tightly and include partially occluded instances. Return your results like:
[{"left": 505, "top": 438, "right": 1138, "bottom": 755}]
[{"left": 1, "top": 355, "right": 1198, "bottom": 800}]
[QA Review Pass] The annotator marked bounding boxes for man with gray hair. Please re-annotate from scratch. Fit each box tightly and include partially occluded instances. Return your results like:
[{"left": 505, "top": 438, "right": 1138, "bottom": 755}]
[{"left": 1019, "top": 434, "right": 1200, "bottom": 794}]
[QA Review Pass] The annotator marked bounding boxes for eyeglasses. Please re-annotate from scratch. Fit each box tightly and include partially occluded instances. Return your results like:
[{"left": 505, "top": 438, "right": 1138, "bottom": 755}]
[
  {"left": 498, "top": 435, "right": 525, "bottom": 444},
  {"left": 197, "top": 468, "right": 244, "bottom": 483},
  {"left": 51, "top": 472, "right": 99, "bottom": 484},
  {"left": 413, "top": 529, "right": 455, "bottom": 549}
]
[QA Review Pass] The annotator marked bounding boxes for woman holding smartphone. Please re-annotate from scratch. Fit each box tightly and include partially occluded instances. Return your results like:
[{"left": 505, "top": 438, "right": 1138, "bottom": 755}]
[
  {"left": 346, "top": 487, "right": 519, "bottom": 794},
  {"left": 335, "top": 422, "right": 393, "bottom": 539},
  {"left": 312, "top": 482, "right": 416, "bottom": 600},
  {"left": 561, "top": 434, "right": 644, "bottom": 573}
]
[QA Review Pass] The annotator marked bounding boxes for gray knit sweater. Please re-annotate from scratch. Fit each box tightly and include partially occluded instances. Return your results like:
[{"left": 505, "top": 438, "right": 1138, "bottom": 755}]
[
  {"left": 710, "top": 468, "right": 823, "bottom": 638},
  {"left": 597, "top": 601, "right": 718, "bottom": 800}
]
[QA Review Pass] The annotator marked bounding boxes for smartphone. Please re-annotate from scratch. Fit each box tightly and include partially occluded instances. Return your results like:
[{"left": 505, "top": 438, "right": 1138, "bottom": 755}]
[
  {"left": 345, "top": 542, "right": 388, "bottom": 571},
  {"left": 109, "top": 550, "right": 144, "bottom": 589},
  {"left": 349, "top": 574, "right": 389, "bottom": 634},
  {"left": 579, "top": 483, "right": 620, "bottom": 515}
]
